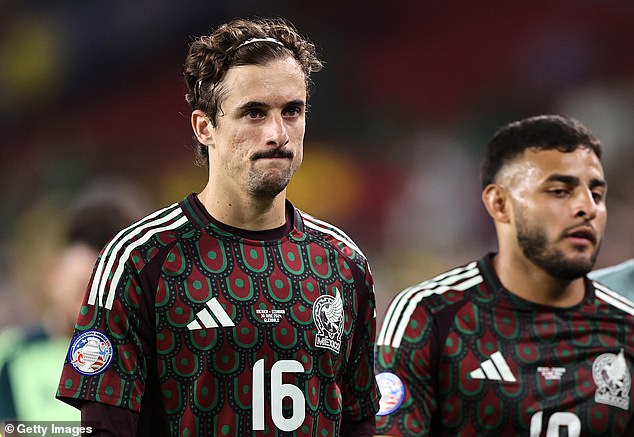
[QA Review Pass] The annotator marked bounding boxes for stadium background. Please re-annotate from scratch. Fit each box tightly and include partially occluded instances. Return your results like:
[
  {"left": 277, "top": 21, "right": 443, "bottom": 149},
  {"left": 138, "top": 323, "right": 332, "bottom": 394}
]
[{"left": 2, "top": 1, "right": 634, "bottom": 328}]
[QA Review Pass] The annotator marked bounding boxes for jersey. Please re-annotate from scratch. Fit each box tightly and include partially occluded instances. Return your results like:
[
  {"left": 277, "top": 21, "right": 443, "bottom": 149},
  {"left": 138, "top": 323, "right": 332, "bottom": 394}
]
[
  {"left": 589, "top": 259, "right": 634, "bottom": 301},
  {"left": 56, "top": 193, "right": 379, "bottom": 436},
  {"left": 375, "top": 254, "right": 634, "bottom": 436}
]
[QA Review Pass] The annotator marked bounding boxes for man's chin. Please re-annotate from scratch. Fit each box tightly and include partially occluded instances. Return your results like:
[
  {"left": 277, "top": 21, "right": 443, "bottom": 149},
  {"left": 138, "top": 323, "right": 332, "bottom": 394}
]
[{"left": 545, "top": 256, "right": 595, "bottom": 281}]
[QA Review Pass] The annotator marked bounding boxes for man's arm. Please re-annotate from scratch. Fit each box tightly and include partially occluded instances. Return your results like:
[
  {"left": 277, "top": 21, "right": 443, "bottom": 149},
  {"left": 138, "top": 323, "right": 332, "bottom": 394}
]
[{"left": 374, "top": 296, "right": 439, "bottom": 436}]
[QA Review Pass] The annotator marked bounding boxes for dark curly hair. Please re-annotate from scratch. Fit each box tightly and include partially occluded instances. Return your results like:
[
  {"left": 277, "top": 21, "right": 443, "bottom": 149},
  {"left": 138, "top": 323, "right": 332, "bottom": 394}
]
[
  {"left": 480, "top": 114, "right": 603, "bottom": 189},
  {"left": 184, "top": 17, "right": 324, "bottom": 167}
]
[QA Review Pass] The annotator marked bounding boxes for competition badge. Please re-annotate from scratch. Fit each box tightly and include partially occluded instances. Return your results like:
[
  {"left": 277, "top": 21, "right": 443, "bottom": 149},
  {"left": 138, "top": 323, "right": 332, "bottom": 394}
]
[
  {"left": 376, "top": 372, "right": 405, "bottom": 415},
  {"left": 69, "top": 330, "right": 114, "bottom": 375}
]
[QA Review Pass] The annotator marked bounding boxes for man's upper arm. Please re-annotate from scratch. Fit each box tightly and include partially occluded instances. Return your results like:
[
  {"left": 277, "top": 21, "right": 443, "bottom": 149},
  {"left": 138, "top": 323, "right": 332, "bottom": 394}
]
[{"left": 374, "top": 300, "right": 438, "bottom": 436}]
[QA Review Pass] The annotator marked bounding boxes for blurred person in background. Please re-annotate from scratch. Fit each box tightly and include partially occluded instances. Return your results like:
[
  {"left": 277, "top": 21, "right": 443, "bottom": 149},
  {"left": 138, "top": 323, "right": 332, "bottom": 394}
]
[
  {"left": 590, "top": 258, "right": 634, "bottom": 300},
  {"left": 0, "top": 194, "right": 138, "bottom": 421},
  {"left": 56, "top": 17, "right": 379, "bottom": 436},
  {"left": 374, "top": 115, "right": 634, "bottom": 436}
]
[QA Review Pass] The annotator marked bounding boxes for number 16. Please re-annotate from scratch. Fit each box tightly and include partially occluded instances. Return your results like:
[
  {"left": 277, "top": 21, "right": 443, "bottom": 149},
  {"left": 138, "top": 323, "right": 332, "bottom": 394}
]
[{"left": 252, "top": 359, "right": 306, "bottom": 431}]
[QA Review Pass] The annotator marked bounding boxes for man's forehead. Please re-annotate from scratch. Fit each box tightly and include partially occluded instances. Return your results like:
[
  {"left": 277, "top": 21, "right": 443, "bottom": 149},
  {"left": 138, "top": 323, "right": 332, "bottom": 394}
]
[
  {"left": 221, "top": 59, "right": 307, "bottom": 105},
  {"left": 497, "top": 147, "right": 604, "bottom": 184}
]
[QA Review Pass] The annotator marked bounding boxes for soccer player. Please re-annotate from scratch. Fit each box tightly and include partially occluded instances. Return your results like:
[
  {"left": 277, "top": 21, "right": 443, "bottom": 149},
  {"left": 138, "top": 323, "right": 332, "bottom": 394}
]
[
  {"left": 590, "top": 259, "right": 634, "bottom": 300},
  {"left": 375, "top": 115, "right": 634, "bottom": 436},
  {"left": 56, "top": 18, "right": 379, "bottom": 436}
]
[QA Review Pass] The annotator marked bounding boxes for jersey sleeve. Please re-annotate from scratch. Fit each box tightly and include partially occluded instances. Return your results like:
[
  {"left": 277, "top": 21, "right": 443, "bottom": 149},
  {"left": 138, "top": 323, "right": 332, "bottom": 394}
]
[
  {"left": 340, "top": 260, "right": 381, "bottom": 421},
  {"left": 56, "top": 243, "right": 154, "bottom": 413},
  {"left": 375, "top": 299, "right": 437, "bottom": 436}
]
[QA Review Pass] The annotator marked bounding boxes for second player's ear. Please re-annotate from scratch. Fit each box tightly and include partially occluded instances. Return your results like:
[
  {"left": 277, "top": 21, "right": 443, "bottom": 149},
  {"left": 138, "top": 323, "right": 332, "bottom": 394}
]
[
  {"left": 482, "top": 184, "right": 512, "bottom": 224},
  {"left": 191, "top": 110, "right": 214, "bottom": 146}
]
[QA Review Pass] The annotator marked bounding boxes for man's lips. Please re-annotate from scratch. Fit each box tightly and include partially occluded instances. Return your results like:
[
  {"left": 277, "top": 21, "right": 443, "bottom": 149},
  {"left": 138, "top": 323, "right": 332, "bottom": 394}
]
[{"left": 563, "top": 225, "right": 597, "bottom": 245}]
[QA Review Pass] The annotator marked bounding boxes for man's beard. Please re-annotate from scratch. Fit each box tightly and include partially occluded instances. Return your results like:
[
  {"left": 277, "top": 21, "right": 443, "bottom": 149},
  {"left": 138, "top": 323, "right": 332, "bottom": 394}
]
[
  {"left": 515, "top": 212, "right": 599, "bottom": 280},
  {"left": 247, "top": 170, "right": 292, "bottom": 198}
]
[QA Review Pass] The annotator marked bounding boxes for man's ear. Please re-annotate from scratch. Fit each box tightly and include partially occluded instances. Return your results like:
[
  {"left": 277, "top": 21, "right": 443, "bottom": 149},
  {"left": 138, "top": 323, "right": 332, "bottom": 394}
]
[
  {"left": 191, "top": 110, "right": 214, "bottom": 146},
  {"left": 482, "top": 184, "right": 512, "bottom": 224}
]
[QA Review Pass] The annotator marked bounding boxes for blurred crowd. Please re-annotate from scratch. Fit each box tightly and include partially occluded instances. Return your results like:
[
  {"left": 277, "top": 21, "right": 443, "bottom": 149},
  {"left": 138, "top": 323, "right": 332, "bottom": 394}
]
[{"left": 2, "top": 1, "right": 634, "bottom": 336}]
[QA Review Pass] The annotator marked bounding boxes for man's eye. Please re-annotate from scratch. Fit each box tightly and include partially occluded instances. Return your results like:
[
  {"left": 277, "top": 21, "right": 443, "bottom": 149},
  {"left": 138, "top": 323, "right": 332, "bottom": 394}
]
[
  {"left": 548, "top": 189, "right": 569, "bottom": 197},
  {"left": 592, "top": 191, "right": 605, "bottom": 202},
  {"left": 246, "top": 109, "right": 264, "bottom": 119},
  {"left": 284, "top": 107, "right": 301, "bottom": 117}
]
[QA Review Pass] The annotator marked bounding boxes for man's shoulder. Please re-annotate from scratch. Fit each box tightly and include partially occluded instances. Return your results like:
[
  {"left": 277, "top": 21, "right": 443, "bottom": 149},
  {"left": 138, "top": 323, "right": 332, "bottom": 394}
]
[
  {"left": 102, "top": 201, "right": 191, "bottom": 255},
  {"left": 393, "top": 259, "right": 484, "bottom": 308},
  {"left": 296, "top": 209, "right": 368, "bottom": 262},
  {"left": 376, "top": 259, "right": 485, "bottom": 348}
]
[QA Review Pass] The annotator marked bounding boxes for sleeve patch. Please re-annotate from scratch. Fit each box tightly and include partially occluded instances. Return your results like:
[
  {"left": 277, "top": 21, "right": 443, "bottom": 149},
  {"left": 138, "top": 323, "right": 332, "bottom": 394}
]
[
  {"left": 69, "top": 330, "right": 114, "bottom": 375},
  {"left": 376, "top": 371, "right": 405, "bottom": 416}
]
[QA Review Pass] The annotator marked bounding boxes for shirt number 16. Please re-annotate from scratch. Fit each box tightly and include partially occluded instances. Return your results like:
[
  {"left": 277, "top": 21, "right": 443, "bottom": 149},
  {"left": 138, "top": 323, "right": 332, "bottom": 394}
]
[{"left": 252, "top": 359, "right": 306, "bottom": 431}]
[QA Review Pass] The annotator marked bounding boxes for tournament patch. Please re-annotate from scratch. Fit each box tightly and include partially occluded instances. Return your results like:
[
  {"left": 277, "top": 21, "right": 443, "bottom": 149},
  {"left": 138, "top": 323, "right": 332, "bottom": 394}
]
[
  {"left": 69, "top": 330, "right": 114, "bottom": 375},
  {"left": 376, "top": 371, "right": 406, "bottom": 416}
]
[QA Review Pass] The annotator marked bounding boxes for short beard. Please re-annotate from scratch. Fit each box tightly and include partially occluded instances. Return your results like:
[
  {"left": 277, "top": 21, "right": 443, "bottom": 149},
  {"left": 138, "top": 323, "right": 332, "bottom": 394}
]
[
  {"left": 246, "top": 150, "right": 297, "bottom": 199},
  {"left": 246, "top": 171, "right": 291, "bottom": 199},
  {"left": 516, "top": 214, "right": 598, "bottom": 280}
]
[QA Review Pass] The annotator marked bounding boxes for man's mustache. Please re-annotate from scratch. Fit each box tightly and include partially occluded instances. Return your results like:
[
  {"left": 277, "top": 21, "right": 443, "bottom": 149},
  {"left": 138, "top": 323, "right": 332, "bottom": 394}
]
[{"left": 251, "top": 149, "right": 294, "bottom": 160}]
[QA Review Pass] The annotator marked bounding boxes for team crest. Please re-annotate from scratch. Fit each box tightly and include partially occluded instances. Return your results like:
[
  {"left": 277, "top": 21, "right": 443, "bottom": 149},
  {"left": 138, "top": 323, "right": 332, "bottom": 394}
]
[
  {"left": 376, "top": 372, "right": 405, "bottom": 416},
  {"left": 592, "top": 349, "right": 630, "bottom": 410},
  {"left": 313, "top": 288, "right": 344, "bottom": 353},
  {"left": 69, "top": 330, "right": 113, "bottom": 375}
]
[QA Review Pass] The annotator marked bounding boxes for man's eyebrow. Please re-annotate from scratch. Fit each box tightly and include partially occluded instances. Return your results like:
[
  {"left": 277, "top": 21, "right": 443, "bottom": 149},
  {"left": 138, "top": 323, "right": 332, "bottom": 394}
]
[
  {"left": 285, "top": 99, "right": 306, "bottom": 108},
  {"left": 545, "top": 174, "right": 607, "bottom": 189},
  {"left": 237, "top": 99, "right": 306, "bottom": 112},
  {"left": 545, "top": 174, "right": 580, "bottom": 186},
  {"left": 238, "top": 101, "right": 268, "bottom": 112}
]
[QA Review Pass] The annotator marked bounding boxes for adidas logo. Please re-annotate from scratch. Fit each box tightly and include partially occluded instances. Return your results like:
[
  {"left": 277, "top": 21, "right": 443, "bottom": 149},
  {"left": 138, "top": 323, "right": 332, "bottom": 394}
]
[
  {"left": 187, "top": 298, "right": 235, "bottom": 330},
  {"left": 468, "top": 351, "right": 517, "bottom": 382}
]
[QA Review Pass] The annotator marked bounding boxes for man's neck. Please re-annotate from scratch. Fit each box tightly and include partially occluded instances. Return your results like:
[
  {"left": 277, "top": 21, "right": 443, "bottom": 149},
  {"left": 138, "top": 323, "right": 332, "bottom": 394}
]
[
  {"left": 492, "top": 252, "right": 586, "bottom": 307},
  {"left": 197, "top": 185, "right": 287, "bottom": 231}
]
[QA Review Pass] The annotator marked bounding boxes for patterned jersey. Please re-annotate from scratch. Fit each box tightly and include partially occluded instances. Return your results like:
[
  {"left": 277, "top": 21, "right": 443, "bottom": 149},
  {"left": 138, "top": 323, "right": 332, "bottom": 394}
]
[
  {"left": 57, "top": 193, "right": 379, "bottom": 436},
  {"left": 375, "top": 254, "right": 634, "bottom": 436}
]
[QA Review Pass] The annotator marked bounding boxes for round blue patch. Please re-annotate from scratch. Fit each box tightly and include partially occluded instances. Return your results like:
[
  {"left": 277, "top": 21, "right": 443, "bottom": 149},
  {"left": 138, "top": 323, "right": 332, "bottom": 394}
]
[
  {"left": 376, "top": 371, "right": 406, "bottom": 416},
  {"left": 68, "top": 330, "right": 113, "bottom": 375}
]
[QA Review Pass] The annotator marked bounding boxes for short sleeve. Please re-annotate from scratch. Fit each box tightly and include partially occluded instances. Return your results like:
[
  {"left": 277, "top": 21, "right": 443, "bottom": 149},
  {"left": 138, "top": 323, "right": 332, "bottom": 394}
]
[
  {"left": 56, "top": 249, "right": 149, "bottom": 413},
  {"left": 375, "top": 302, "right": 437, "bottom": 436}
]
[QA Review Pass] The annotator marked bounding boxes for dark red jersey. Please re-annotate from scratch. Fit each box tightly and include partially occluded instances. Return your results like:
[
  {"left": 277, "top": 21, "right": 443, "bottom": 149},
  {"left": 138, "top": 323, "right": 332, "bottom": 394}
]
[
  {"left": 375, "top": 254, "right": 634, "bottom": 436},
  {"left": 57, "top": 193, "right": 379, "bottom": 436}
]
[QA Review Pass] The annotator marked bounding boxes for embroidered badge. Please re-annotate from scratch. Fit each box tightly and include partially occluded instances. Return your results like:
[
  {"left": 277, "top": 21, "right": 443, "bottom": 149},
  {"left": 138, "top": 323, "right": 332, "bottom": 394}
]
[
  {"left": 376, "top": 372, "right": 406, "bottom": 416},
  {"left": 69, "top": 330, "right": 113, "bottom": 375},
  {"left": 592, "top": 349, "right": 630, "bottom": 410},
  {"left": 313, "top": 288, "right": 344, "bottom": 353}
]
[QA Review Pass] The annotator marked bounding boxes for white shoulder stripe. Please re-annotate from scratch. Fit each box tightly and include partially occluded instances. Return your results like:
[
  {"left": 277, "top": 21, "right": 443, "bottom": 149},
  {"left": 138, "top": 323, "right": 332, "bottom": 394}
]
[
  {"left": 301, "top": 212, "right": 366, "bottom": 260},
  {"left": 377, "top": 263, "right": 477, "bottom": 345},
  {"left": 88, "top": 204, "right": 179, "bottom": 307},
  {"left": 103, "top": 216, "right": 189, "bottom": 310},
  {"left": 388, "top": 274, "right": 482, "bottom": 348},
  {"left": 377, "top": 262, "right": 480, "bottom": 347},
  {"left": 595, "top": 284, "right": 634, "bottom": 316}
]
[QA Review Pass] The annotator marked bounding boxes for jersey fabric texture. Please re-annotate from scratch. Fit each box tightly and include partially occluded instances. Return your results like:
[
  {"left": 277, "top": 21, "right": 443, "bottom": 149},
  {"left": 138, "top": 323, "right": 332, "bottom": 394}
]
[
  {"left": 375, "top": 254, "right": 634, "bottom": 436},
  {"left": 589, "top": 259, "right": 634, "bottom": 301},
  {"left": 57, "top": 193, "right": 379, "bottom": 436}
]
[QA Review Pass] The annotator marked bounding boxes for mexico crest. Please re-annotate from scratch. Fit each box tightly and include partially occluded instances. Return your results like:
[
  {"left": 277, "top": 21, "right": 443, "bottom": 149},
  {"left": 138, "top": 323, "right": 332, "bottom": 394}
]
[
  {"left": 592, "top": 349, "right": 630, "bottom": 410},
  {"left": 313, "top": 288, "right": 344, "bottom": 353}
]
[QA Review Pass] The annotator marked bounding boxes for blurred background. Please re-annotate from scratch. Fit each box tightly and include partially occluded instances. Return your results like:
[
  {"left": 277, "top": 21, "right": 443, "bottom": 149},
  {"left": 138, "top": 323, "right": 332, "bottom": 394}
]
[{"left": 2, "top": 1, "right": 634, "bottom": 330}]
